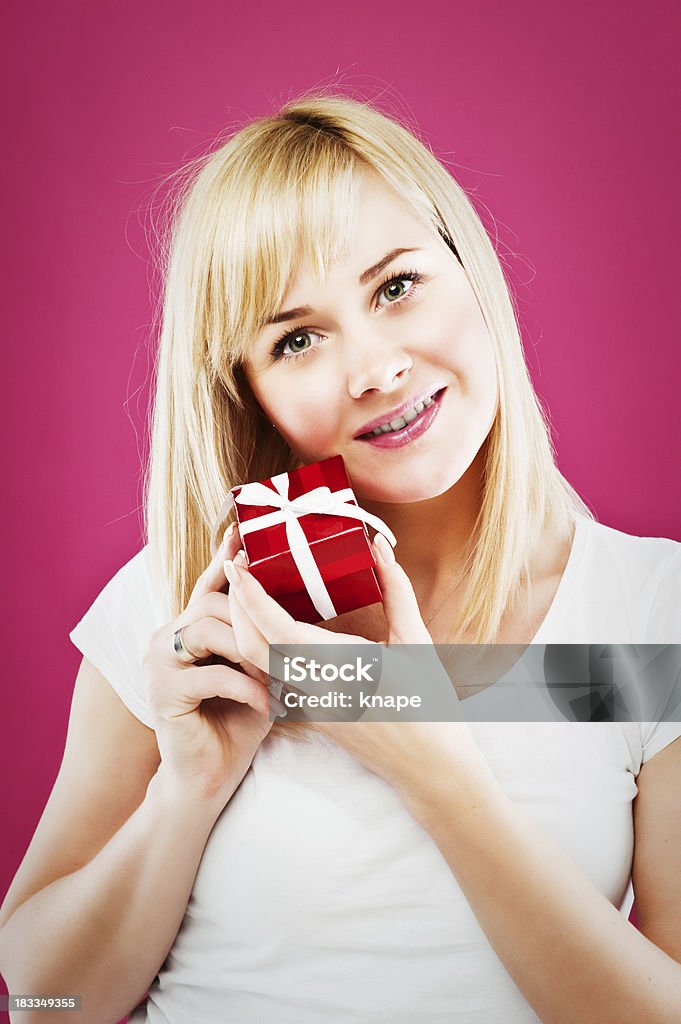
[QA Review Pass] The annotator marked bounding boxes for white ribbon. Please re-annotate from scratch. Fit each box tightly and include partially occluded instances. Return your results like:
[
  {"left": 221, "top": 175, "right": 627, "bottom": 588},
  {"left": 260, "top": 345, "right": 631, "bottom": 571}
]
[{"left": 209, "top": 471, "right": 396, "bottom": 621}]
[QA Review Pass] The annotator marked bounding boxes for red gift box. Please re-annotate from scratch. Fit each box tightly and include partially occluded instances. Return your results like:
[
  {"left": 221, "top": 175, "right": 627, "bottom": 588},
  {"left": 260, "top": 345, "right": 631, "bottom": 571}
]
[{"left": 230, "top": 455, "right": 388, "bottom": 623}]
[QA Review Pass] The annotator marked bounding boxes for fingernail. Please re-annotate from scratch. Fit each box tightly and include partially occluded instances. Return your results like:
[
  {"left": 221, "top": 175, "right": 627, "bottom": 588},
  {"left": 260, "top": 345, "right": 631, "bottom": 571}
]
[
  {"left": 215, "top": 524, "right": 235, "bottom": 560},
  {"left": 268, "top": 676, "right": 284, "bottom": 699},
  {"left": 269, "top": 693, "right": 288, "bottom": 719},
  {"left": 374, "top": 534, "right": 395, "bottom": 564},
  {"left": 233, "top": 550, "right": 247, "bottom": 568}
]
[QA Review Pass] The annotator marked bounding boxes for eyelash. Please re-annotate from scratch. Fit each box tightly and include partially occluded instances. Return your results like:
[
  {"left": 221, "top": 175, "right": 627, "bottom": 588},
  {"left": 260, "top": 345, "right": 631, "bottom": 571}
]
[{"left": 270, "top": 269, "right": 425, "bottom": 362}]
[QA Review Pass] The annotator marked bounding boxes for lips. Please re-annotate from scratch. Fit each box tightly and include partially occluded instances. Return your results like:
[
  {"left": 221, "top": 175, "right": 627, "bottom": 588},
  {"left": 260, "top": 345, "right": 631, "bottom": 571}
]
[{"left": 353, "top": 384, "right": 447, "bottom": 439}]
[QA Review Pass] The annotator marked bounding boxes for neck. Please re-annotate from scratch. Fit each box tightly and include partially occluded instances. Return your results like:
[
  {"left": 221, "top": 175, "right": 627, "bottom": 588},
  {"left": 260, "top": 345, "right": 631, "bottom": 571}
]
[{"left": 357, "top": 445, "right": 485, "bottom": 599}]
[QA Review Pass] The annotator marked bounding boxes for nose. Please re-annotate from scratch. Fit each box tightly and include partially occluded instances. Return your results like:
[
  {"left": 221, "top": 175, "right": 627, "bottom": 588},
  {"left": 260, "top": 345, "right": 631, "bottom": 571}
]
[{"left": 345, "top": 329, "right": 413, "bottom": 400}]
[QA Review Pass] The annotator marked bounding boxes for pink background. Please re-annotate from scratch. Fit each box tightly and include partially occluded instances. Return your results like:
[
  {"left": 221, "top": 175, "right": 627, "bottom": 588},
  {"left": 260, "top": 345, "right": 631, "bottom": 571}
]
[{"left": 2, "top": 0, "right": 679, "bottom": 1011}]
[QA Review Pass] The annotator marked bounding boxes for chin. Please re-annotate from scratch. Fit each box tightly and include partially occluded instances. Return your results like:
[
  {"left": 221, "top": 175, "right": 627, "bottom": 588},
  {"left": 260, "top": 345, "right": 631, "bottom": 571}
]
[{"left": 350, "top": 455, "right": 472, "bottom": 505}]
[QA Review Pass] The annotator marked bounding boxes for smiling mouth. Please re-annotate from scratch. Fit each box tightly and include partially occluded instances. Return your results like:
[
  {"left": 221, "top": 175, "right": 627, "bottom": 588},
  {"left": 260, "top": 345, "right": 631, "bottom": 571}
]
[{"left": 357, "top": 387, "right": 446, "bottom": 439}]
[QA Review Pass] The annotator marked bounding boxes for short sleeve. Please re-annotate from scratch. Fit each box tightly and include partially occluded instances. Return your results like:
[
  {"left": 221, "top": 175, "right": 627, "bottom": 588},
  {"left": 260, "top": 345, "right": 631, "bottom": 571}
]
[
  {"left": 639, "top": 546, "right": 681, "bottom": 762},
  {"left": 640, "top": 721, "right": 681, "bottom": 764},
  {"left": 69, "top": 546, "right": 170, "bottom": 730},
  {"left": 645, "top": 543, "right": 681, "bottom": 643}
]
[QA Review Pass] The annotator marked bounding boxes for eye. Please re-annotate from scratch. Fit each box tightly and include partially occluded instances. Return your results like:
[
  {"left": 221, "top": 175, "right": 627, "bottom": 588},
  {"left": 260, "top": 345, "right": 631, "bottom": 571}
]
[
  {"left": 376, "top": 271, "right": 421, "bottom": 308},
  {"left": 269, "top": 269, "right": 424, "bottom": 363},
  {"left": 271, "top": 326, "right": 323, "bottom": 361}
]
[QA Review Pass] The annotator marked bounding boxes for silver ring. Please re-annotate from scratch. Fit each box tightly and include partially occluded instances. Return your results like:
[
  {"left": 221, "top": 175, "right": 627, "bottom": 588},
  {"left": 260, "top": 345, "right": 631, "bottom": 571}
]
[{"left": 172, "top": 626, "right": 201, "bottom": 665}]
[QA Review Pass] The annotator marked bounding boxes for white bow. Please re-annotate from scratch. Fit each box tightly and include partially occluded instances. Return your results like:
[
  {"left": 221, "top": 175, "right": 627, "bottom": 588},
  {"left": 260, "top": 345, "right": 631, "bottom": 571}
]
[{"left": 210, "top": 471, "right": 396, "bottom": 621}]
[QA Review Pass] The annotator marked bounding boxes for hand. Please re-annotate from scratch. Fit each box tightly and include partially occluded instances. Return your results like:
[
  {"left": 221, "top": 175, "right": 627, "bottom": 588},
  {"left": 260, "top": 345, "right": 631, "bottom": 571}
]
[
  {"left": 224, "top": 535, "right": 487, "bottom": 802},
  {"left": 143, "top": 525, "right": 281, "bottom": 811}
]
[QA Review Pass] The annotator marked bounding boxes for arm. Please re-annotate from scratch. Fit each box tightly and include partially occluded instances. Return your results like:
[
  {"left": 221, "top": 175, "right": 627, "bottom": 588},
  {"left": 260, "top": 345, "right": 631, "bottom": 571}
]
[
  {"left": 399, "top": 736, "right": 681, "bottom": 1024},
  {"left": 0, "top": 528, "right": 274, "bottom": 1023},
  {"left": 0, "top": 659, "right": 225, "bottom": 1024},
  {"left": 223, "top": 532, "right": 681, "bottom": 1021}
]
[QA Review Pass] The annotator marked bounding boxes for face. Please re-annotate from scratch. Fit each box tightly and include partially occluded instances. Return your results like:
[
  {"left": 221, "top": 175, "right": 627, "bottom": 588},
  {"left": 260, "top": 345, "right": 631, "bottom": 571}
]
[{"left": 243, "top": 170, "right": 498, "bottom": 504}]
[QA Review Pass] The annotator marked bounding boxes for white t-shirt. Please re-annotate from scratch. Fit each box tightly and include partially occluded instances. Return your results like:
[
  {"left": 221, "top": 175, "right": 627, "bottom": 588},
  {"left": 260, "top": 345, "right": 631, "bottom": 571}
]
[{"left": 69, "top": 515, "right": 681, "bottom": 1024}]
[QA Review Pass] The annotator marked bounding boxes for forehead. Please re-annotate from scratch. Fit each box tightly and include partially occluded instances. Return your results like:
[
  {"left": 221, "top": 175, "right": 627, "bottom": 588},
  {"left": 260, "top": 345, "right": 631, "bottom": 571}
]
[
  {"left": 226, "top": 163, "right": 436, "bottom": 366},
  {"left": 226, "top": 161, "right": 358, "bottom": 362},
  {"left": 283, "top": 172, "right": 433, "bottom": 297}
]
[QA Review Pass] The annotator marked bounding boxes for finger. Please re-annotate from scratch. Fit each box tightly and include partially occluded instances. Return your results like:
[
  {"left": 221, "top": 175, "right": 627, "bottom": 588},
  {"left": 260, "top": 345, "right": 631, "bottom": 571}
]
[
  {"left": 228, "top": 584, "right": 270, "bottom": 675},
  {"left": 173, "top": 594, "right": 270, "bottom": 688},
  {"left": 372, "top": 535, "right": 431, "bottom": 643},
  {"left": 223, "top": 554, "right": 300, "bottom": 644},
  {"left": 152, "top": 662, "right": 270, "bottom": 719},
  {"left": 188, "top": 524, "right": 243, "bottom": 606},
  {"left": 169, "top": 615, "right": 242, "bottom": 666},
  {"left": 214, "top": 591, "right": 272, "bottom": 686},
  {"left": 176, "top": 590, "right": 233, "bottom": 635}
]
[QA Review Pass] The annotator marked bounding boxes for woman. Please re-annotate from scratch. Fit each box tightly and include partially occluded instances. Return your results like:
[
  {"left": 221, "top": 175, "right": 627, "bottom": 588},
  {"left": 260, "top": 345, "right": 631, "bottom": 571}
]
[{"left": 0, "top": 93, "right": 679, "bottom": 1023}]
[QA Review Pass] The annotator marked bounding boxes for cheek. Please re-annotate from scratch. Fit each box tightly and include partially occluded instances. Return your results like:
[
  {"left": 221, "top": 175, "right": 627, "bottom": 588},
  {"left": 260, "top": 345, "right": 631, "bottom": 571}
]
[
  {"left": 439, "top": 292, "right": 498, "bottom": 398},
  {"left": 252, "top": 370, "right": 343, "bottom": 458}
]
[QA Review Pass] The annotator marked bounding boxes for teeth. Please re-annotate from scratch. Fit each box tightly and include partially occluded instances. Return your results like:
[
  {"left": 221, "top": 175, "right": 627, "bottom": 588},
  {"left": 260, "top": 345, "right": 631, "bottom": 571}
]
[{"left": 366, "top": 392, "right": 439, "bottom": 436}]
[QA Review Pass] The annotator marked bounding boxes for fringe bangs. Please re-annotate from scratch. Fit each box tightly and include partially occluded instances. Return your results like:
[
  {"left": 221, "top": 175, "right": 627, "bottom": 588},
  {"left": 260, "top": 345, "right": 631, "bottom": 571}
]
[{"left": 203, "top": 123, "right": 361, "bottom": 374}]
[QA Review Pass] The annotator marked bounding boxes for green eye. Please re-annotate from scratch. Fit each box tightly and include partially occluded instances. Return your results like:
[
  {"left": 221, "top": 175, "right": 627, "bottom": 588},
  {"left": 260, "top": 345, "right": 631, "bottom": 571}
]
[
  {"left": 270, "top": 270, "right": 424, "bottom": 363},
  {"left": 272, "top": 327, "right": 321, "bottom": 361},
  {"left": 376, "top": 271, "right": 422, "bottom": 309},
  {"left": 287, "top": 333, "right": 311, "bottom": 353},
  {"left": 382, "top": 279, "right": 409, "bottom": 302}
]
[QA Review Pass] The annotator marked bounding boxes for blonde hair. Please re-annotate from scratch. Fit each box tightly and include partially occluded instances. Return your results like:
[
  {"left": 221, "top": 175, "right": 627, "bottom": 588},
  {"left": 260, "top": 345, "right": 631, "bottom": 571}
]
[{"left": 144, "top": 90, "right": 593, "bottom": 655}]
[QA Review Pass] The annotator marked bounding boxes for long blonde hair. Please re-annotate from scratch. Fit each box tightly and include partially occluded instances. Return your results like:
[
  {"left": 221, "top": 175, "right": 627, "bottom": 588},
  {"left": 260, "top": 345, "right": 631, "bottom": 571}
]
[{"left": 144, "top": 90, "right": 593, "bottom": 647}]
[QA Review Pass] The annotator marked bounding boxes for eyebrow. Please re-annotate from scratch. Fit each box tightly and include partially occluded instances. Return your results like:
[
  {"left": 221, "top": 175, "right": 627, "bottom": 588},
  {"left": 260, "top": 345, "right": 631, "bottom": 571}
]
[{"left": 264, "top": 247, "right": 424, "bottom": 326}]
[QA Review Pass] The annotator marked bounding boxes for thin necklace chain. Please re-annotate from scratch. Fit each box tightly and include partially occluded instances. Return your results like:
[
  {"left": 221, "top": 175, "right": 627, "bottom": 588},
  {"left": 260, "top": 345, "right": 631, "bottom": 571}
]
[{"left": 423, "top": 569, "right": 466, "bottom": 627}]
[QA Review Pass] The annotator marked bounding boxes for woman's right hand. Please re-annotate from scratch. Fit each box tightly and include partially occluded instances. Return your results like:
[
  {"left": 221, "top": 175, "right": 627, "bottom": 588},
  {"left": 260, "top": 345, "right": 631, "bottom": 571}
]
[{"left": 143, "top": 525, "right": 281, "bottom": 810}]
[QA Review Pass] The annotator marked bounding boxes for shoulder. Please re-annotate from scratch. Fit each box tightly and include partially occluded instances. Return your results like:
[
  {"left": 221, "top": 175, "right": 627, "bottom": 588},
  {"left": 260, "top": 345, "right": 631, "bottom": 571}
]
[
  {"left": 106, "top": 545, "right": 169, "bottom": 609},
  {"left": 556, "top": 517, "right": 681, "bottom": 642},
  {"left": 69, "top": 544, "right": 171, "bottom": 730},
  {"left": 580, "top": 517, "right": 681, "bottom": 576},
  {"left": 89, "top": 545, "right": 151, "bottom": 592},
  {"left": 588, "top": 519, "right": 680, "bottom": 633},
  {"left": 70, "top": 543, "right": 171, "bottom": 643}
]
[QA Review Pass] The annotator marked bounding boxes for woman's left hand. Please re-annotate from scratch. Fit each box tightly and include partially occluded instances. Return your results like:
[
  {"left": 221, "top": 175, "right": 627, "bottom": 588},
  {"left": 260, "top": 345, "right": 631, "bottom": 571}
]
[{"left": 223, "top": 536, "right": 492, "bottom": 807}]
